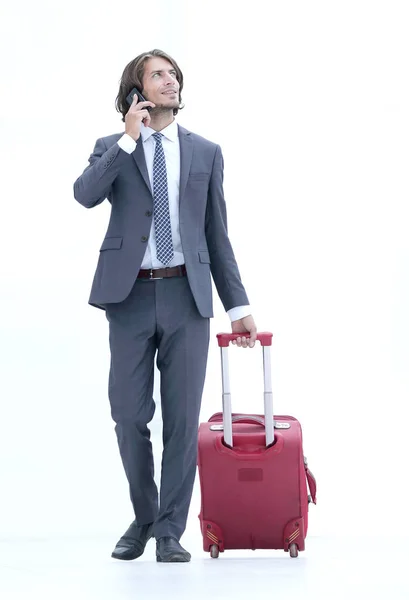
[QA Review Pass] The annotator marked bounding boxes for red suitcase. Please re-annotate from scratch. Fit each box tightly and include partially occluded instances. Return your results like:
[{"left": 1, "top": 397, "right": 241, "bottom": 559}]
[{"left": 197, "top": 332, "right": 317, "bottom": 558}]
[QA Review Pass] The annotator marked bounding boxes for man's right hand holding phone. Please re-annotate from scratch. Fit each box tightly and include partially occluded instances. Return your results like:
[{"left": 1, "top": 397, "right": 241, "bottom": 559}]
[{"left": 125, "top": 93, "right": 155, "bottom": 141}]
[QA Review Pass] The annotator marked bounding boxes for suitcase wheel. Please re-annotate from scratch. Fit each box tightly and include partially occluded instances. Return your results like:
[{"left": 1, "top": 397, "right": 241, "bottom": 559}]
[
  {"left": 289, "top": 543, "right": 299, "bottom": 558},
  {"left": 210, "top": 544, "right": 220, "bottom": 559}
]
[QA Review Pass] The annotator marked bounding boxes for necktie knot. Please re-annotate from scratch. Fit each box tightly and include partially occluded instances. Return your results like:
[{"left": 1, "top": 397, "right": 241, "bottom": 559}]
[{"left": 153, "top": 132, "right": 163, "bottom": 143}]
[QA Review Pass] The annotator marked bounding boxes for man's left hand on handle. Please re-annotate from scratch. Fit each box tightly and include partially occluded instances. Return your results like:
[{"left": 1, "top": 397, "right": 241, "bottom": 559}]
[{"left": 231, "top": 315, "right": 257, "bottom": 348}]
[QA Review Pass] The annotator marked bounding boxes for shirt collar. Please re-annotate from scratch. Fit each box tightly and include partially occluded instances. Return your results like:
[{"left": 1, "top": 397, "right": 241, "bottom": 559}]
[{"left": 141, "top": 119, "right": 178, "bottom": 143}]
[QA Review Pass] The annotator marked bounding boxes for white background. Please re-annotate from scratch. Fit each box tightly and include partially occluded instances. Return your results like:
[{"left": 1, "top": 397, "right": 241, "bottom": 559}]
[{"left": 0, "top": 0, "right": 408, "bottom": 544}]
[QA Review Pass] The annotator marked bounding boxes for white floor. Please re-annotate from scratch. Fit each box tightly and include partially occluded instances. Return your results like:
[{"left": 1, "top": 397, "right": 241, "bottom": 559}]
[{"left": 0, "top": 534, "right": 406, "bottom": 600}]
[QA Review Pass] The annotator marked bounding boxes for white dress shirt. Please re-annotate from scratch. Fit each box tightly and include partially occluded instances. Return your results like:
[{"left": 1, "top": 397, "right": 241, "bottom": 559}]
[{"left": 117, "top": 122, "right": 250, "bottom": 323}]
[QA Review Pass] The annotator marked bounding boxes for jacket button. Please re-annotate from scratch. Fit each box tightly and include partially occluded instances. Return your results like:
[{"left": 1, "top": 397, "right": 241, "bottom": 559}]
[
  {"left": 141, "top": 236, "right": 148, "bottom": 242},
  {"left": 145, "top": 210, "right": 152, "bottom": 217}
]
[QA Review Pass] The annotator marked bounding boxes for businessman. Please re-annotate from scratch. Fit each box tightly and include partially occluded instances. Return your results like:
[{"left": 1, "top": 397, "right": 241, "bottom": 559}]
[{"left": 73, "top": 49, "right": 256, "bottom": 563}]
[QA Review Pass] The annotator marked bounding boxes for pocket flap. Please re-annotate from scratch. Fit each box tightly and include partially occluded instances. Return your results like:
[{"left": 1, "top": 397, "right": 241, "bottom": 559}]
[
  {"left": 100, "top": 236, "right": 123, "bottom": 251},
  {"left": 198, "top": 250, "right": 211, "bottom": 264}
]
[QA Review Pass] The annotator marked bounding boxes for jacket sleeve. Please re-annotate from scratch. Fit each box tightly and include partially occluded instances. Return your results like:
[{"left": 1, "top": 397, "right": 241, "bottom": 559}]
[
  {"left": 73, "top": 137, "right": 130, "bottom": 209},
  {"left": 205, "top": 145, "right": 250, "bottom": 311}
]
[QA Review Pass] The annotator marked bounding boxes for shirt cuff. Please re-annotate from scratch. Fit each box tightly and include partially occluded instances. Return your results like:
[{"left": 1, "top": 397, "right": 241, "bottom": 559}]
[
  {"left": 227, "top": 305, "right": 251, "bottom": 322},
  {"left": 117, "top": 133, "right": 137, "bottom": 154}
]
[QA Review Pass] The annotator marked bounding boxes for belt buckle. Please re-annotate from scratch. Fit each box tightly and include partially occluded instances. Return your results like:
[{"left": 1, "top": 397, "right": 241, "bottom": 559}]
[{"left": 149, "top": 269, "right": 163, "bottom": 281}]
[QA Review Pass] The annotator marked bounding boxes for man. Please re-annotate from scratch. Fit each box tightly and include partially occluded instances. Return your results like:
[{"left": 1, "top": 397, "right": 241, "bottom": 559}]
[{"left": 73, "top": 49, "right": 257, "bottom": 563}]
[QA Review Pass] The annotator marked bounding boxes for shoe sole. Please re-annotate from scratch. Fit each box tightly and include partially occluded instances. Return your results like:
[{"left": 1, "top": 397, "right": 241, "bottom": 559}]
[
  {"left": 156, "top": 554, "right": 191, "bottom": 563},
  {"left": 111, "top": 550, "right": 144, "bottom": 561}
]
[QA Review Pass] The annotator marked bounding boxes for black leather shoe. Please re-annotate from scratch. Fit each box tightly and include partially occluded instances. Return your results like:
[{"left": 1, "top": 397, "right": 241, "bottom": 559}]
[
  {"left": 111, "top": 520, "right": 154, "bottom": 560},
  {"left": 156, "top": 537, "right": 191, "bottom": 562}
]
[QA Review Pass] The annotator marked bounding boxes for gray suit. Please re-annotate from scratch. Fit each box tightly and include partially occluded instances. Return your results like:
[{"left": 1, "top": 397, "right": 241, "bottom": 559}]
[{"left": 73, "top": 125, "right": 249, "bottom": 539}]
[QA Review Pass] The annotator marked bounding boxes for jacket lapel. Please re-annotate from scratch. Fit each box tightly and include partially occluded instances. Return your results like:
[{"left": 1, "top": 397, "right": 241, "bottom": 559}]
[
  {"left": 131, "top": 141, "right": 152, "bottom": 194},
  {"left": 129, "top": 125, "right": 193, "bottom": 199},
  {"left": 178, "top": 126, "right": 193, "bottom": 210}
]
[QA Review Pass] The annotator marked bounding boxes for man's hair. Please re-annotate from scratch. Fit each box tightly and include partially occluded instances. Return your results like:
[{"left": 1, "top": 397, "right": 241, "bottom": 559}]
[{"left": 115, "top": 49, "right": 184, "bottom": 122}]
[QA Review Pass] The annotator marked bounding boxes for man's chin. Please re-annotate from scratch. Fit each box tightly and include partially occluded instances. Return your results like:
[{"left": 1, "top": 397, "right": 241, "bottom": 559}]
[{"left": 153, "top": 100, "right": 179, "bottom": 112}]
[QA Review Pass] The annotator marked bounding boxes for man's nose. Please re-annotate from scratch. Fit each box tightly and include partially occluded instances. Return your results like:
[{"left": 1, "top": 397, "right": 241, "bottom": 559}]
[{"left": 164, "top": 73, "right": 176, "bottom": 84}]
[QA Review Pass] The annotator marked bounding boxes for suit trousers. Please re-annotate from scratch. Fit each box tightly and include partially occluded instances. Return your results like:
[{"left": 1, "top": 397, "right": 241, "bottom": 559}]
[{"left": 105, "top": 274, "right": 210, "bottom": 541}]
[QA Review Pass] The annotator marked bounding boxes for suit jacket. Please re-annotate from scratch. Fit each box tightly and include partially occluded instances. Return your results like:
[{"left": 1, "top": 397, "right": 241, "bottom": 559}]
[{"left": 73, "top": 125, "right": 249, "bottom": 318}]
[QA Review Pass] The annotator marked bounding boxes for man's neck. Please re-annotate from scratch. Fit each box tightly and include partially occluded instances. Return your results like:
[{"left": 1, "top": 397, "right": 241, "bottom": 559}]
[{"left": 148, "top": 109, "right": 175, "bottom": 132}]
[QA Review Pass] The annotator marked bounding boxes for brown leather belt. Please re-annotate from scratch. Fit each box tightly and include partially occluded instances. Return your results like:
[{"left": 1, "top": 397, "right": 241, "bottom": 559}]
[{"left": 137, "top": 264, "right": 187, "bottom": 280}]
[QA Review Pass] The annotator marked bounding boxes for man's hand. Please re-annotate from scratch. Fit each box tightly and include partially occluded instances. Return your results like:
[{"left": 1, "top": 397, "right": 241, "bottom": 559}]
[
  {"left": 231, "top": 315, "right": 257, "bottom": 348},
  {"left": 125, "top": 93, "right": 156, "bottom": 141}
]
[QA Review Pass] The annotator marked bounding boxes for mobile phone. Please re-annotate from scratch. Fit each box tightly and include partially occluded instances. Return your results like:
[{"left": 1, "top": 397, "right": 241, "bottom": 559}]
[{"left": 126, "top": 87, "right": 151, "bottom": 111}]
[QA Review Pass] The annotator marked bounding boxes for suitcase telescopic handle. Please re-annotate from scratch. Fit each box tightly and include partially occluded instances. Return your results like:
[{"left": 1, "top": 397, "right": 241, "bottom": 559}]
[
  {"left": 216, "top": 332, "right": 274, "bottom": 448},
  {"left": 217, "top": 332, "right": 273, "bottom": 347}
]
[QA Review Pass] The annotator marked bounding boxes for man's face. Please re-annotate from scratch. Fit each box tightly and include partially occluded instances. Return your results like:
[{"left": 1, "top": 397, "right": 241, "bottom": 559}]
[{"left": 141, "top": 57, "right": 180, "bottom": 111}]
